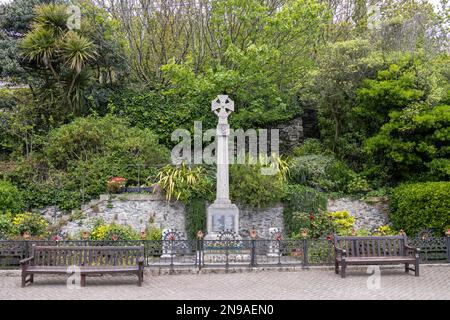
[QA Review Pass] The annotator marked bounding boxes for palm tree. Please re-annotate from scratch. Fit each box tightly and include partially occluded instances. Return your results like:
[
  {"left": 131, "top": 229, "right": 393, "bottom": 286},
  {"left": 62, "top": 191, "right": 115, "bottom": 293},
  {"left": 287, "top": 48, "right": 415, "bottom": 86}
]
[{"left": 20, "top": 4, "right": 97, "bottom": 114}]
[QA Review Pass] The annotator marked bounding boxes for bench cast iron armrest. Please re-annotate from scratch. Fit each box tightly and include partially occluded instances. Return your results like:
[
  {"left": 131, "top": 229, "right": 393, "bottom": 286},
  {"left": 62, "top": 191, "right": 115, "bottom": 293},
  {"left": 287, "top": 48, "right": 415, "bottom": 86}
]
[
  {"left": 405, "top": 245, "right": 420, "bottom": 255},
  {"left": 334, "top": 246, "right": 347, "bottom": 257},
  {"left": 20, "top": 257, "right": 34, "bottom": 265},
  {"left": 138, "top": 256, "right": 145, "bottom": 265}
]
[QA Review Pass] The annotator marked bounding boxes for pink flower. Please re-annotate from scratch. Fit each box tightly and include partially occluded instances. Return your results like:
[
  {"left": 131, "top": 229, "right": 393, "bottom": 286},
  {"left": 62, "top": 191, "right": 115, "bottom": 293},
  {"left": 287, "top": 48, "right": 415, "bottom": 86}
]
[{"left": 111, "top": 234, "right": 119, "bottom": 241}]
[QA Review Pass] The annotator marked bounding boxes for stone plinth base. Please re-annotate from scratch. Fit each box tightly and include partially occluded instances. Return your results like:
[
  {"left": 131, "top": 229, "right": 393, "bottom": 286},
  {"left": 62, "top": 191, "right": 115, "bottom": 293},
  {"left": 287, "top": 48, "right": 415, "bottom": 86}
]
[
  {"left": 203, "top": 252, "right": 251, "bottom": 263},
  {"left": 206, "top": 202, "right": 239, "bottom": 235}
]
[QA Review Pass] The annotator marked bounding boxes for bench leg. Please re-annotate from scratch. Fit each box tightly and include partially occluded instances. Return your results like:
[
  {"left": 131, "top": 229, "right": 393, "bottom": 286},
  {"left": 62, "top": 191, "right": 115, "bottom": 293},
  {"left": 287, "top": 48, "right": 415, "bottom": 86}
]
[
  {"left": 335, "top": 260, "right": 339, "bottom": 274},
  {"left": 80, "top": 275, "right": 86, "bottom": 287},
  {"left": 29, "top": 274, "right": 34, "bottom": 283},
  {"left": 341, "top": 262, "right": 346, "bottom": 279},
  {"left": 415, "top": 262, "right": 419, "bottom": 277},
  {"left": 21, "top": 273, "right": 27, "bottom": 288},
  {"left": 137, "top": 270, "right": 144, "bottom": 287},
  {"left": 405, "top": 263, "right": 409, "bottom": 273}
]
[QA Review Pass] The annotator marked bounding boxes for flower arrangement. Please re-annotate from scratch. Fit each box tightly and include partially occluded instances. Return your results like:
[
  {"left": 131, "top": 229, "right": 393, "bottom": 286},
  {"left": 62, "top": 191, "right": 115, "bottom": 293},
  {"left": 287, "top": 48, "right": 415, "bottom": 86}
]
[{"left": 107, "top": 177, "right": 127, "bottom": 194}]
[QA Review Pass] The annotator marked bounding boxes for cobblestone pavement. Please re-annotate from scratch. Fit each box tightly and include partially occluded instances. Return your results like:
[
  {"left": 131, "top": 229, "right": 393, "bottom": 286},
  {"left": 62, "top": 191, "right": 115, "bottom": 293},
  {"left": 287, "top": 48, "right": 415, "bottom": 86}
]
[{"left": 0, "top": 265, "right": 448, "bottom": 300}]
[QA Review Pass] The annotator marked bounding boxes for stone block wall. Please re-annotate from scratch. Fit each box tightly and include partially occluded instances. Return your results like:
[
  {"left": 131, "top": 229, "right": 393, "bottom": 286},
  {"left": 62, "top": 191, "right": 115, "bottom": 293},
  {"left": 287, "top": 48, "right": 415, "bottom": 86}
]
[
  {"left": 327, "top": 197, "right": 389, "bottom": 232},
  {"left": 42, "top": 194, "right": 186, "bottom": 238},
  {"left": 41, "top": 194, "right": 390, "bottom": 239}
]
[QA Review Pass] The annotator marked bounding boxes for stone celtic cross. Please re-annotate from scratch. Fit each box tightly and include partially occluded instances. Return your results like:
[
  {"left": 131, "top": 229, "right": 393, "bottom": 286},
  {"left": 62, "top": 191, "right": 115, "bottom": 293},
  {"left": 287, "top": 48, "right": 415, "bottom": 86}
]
[
  {"left": 212, "top": 95, "right": 234, "bottom": 125},
  {"left": 206, "top": 95, "right": 240, "bottom": 238}
]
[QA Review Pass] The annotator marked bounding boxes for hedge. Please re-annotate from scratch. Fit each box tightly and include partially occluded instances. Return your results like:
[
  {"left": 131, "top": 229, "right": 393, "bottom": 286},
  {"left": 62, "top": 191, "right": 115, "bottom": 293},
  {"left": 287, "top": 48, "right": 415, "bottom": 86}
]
[{"left": 390, "top": 182, "right": 450, "bottom": 236}]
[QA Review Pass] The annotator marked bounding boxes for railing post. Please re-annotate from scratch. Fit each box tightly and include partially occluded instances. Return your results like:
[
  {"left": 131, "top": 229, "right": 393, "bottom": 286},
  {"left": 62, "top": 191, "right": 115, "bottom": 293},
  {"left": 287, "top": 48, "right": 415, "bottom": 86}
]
[
  {"left": 170, "top": 240, "right": 174, "bottom": 274},
  {"left": 302, "top": 239, "right": 309, "bottom": 269},
  {"left": 143, "top": 240, "right": 148, "bottom": 267},
  {"left": 446, "top": 236, "right": 450, "bottom": 263},
  {"left": 250, "top": 239, "right": 257, "bottom": 267},
  {"left": 225, "top": 241, "right": 229, "bottom": 273},
  {"left": 197, "top": 238, "right": 203, "bottom": 271},
  {"left": 277, "top": 240, "right": 282, "bottom": 266},
  {"left": 23, "top": 241, "right": 28, "bottom": 260}
]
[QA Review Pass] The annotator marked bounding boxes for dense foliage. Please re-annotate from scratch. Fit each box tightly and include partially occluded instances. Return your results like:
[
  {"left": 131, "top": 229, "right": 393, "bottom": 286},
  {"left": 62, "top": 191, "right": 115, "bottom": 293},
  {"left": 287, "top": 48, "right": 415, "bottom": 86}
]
[
  {"left": 185, "top": 198, "right": 207, "bottom": 240},
  {"left": 365, "top": 104, "right": 450, "bottom": 182},
  {"left": 390, "top": 182, "right": 450, "bottom": 236},
  {"left": 0, "top": 0, "right": 448, "bottom": 238},
  {"left": 3, "top": 115, "right": 169, "bottom": 211},
  {"left": 282, "top": 185, "right": 328, "bottom": 236},
  {"left": 0, "top": 180, "right": 24, "bottom": 214},
  {"left": 229, "top": 157, "right": 288, "bottom": 208}
]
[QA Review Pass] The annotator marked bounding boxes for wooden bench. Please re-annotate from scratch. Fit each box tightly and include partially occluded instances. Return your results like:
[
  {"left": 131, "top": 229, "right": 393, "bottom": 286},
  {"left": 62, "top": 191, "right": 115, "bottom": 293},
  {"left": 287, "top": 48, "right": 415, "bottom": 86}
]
[
  {"left": 333, "top": 235, "right": 420, "bottom": 278},
  {"left": 20, "top": 245, "right": 145, "bottom": 287}
]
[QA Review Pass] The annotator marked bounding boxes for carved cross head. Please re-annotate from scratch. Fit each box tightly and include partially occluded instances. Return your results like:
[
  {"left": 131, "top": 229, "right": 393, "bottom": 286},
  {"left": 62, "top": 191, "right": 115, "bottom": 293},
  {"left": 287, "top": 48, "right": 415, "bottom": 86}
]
[{"left": 212, "top": 95, "right": 234, "bottom": 123}]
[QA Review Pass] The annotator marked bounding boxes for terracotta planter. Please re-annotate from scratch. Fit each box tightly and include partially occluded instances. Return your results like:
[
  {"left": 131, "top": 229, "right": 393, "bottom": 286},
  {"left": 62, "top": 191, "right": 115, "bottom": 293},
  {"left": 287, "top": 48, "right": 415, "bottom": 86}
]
[
  {"left": 82, "top": 231, "right": 90, "bottom": 240},
  {"left": 22, "top": 231, "right": 31, "bottom": 240}
]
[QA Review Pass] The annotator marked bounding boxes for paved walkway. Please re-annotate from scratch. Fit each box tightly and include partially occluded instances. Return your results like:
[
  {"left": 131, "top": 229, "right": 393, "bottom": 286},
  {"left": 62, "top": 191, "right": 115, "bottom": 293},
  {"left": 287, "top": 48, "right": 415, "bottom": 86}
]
[{"left": 0, "top": 265, "right": 448, "bottom": 300}]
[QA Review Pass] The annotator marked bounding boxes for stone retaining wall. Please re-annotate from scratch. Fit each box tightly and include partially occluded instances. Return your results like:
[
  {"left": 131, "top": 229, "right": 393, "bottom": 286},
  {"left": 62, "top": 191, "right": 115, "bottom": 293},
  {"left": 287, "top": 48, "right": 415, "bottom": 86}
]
[
  {"left": 327, "top": 197, "right": 389, "bottom": 232},
  {"left": 41, "top": 195, "right": 389, "bottom": 239}
]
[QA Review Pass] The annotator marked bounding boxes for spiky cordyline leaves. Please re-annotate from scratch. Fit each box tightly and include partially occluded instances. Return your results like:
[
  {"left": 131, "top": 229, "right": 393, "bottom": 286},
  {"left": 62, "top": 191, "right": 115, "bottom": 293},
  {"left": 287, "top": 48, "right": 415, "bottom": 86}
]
[
  {"left": 20, "top": 27, "right": 57, "bottom": 66},
  {"left": 34, "top": 4, "right": 70, "bottom": 35},
  {"left": 62, "top": 31, "right": 97, "bottom": 74}
]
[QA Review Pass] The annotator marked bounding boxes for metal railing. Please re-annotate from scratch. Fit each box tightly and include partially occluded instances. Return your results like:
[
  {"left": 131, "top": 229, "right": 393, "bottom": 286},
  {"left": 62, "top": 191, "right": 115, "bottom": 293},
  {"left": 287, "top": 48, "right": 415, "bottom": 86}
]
[{"left": 0, "top": 237, "right": 448, "bottom": 272}]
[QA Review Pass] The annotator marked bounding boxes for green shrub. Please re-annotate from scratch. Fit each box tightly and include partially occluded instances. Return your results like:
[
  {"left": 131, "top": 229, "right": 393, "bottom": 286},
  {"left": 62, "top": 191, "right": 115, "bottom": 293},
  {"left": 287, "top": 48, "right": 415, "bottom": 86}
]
[
  {"left": 12, "top": 212, "right": 49, "bottom": 237},
  {"left": 390, "top": 182, "right": 450, "bottom": 236},
  {"left": 152, "top": 163, "right": 214, "bottom": 202},
  {"left": 90, "top": 222, "right": 139, "bottom": 241},
  {"left": 230, "top": 157, "right": 286, "bottom": 208},
  {"left": 185, "top": 198, "right": 207, "bottom": 240},
  {"left": 288, "top": 155, "right": 369, "bottom": 194},
  {"left": 147, "top": 227, "right": 162, "bottom": 241},
  {"left": 290, "top": 211, "right": 333, "bottom": 239},
  {"left": 18, "top": 181, "right": 83, "bottom": 212},
  {"left": 292, "top": 139, "right": 331, "bottom": 157},
  {"left": 372, "top": 225, "right": 398, "bottom": 236},
  {"left": 329, "top": 211, "right": 355, "bottom": 236},
  {"left": 6, "top": 115, "right": 170, "bottom": 212},
  {"left": 0, "top": 213, "right": 16, "bottom": 239},
  {"left": 46, "top": 115, "right": 169, "bottom": 171},
  {"left": 0, "top": 180, "right": 24, "bottom": 214},
  {"left": 282, "top": 185, "right": 328, "bottom": 237}
]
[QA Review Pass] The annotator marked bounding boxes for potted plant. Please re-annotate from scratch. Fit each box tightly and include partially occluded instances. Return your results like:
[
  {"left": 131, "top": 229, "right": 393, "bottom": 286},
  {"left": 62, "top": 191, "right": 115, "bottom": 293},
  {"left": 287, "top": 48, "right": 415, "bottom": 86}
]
[
  {"left": 82, "top": 231, "right": 90, "bottom": 240},
  {"left": 107, "top": 177, "right": 127, "bottom": 194}
]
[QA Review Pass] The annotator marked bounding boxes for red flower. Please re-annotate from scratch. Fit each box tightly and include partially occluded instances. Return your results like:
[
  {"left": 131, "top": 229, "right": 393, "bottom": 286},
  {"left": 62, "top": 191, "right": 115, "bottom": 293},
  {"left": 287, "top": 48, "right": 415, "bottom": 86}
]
[
  {"left": 309, "top": 215, "right": 315, "bottom": 221},
  {"left": 111, "top": 234, "right": 119, "bottom": 241},
  {"left": 326, "top": 234, "right": 333, "bottom": 241}
]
